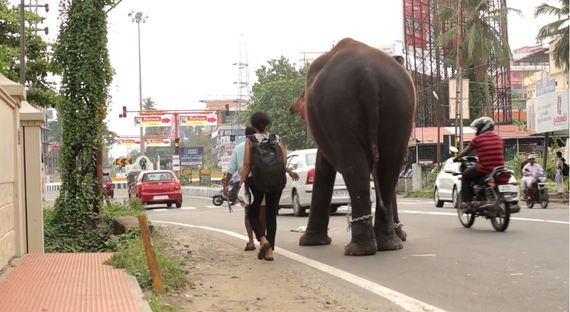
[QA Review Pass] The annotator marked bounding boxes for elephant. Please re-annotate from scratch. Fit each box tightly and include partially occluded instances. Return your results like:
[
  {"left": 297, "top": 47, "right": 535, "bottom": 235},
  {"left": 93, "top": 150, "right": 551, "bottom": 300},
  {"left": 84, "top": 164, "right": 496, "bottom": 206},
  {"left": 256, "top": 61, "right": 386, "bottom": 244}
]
[{"left": 290, "top": 38, "right": 415, "bottom": 256}]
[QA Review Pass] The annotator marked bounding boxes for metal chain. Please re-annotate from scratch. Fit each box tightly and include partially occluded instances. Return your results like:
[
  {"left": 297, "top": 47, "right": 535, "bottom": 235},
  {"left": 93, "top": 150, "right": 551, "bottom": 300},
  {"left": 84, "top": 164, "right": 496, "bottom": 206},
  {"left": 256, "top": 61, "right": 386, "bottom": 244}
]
[{"left": 346, "top": 205, "right": 374, "bottom": 232}]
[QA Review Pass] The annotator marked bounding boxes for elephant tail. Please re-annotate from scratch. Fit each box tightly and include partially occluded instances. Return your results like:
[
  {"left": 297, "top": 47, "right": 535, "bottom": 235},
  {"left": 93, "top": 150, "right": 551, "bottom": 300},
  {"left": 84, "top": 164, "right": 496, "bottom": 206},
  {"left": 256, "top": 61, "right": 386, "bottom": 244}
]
[{"left": 359, "top": 69, "right": 383, "bottom": 208}]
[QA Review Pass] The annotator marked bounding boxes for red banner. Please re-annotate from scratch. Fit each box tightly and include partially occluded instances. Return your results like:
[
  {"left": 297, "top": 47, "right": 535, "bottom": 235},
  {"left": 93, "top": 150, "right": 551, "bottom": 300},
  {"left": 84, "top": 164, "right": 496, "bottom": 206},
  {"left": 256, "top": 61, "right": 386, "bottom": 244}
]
[{"left": 404, "top": 0, "right": 430, "bottom": 49}]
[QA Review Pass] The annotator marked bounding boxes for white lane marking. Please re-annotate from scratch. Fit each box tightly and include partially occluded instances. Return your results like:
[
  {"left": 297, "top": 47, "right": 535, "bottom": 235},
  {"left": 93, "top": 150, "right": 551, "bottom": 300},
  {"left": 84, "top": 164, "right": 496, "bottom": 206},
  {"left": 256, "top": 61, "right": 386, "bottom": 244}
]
[
  {"left": 150, "top": 208, "right": 168, "bottom": 212},
  {"left": 399, "top": 209, "right": 569, "bottom": 224},
  {"left": 181, "top": 207, "right": 196, "bottom": 210},
  {"left": 411, "top": 254, "right": 436, "bottom": 257},
  {"left": 153, "top": 220, "right": 446, "bottom": 312},
  {"left": 206, "top": 205, "right": 220, "bottom": 209}
]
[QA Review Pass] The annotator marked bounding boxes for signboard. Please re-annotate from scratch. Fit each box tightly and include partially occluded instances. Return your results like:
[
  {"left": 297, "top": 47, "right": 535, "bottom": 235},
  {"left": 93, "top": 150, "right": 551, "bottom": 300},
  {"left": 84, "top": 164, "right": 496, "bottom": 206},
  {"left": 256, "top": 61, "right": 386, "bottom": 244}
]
[
  {"left": 448, "top": 79, "right": 470, "bottom": 120},
  {"left": 404, "top": 0, "right": 430, "bottom": 49},
  {"left": 179, "top": 147, "right": 203, "bottom": 166},
  {"left": 536, "top": 75, "right": 556, "bottom": 96},
  {"left": 223, "top": 143, "right": 236, "bottom": 153},
  {"left": 172, "top": 155, "right": 180, "bottom": 171},
  {"left": 199, "top": 168, "right": 211, "bottom": 183},
  {"left": 117, "top": 137, "right": 141, "bottom": 146},
  {"left": 527, "top": 91, "right": 569, "bottom": 134},
  {"left": 179, "top": 114, "right": 218, "bottom": 126},
  {"left": 134, "top": 115, "right": 173, "bottom": 127},
  {"left": 145, "top": 138, "right": 171, "bottom": 147}
]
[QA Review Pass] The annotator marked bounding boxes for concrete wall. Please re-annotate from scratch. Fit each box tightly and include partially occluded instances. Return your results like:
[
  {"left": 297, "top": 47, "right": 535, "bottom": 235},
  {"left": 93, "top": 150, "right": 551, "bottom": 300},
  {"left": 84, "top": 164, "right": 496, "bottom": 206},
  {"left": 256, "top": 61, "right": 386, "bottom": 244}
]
[{"left": 0, "top": 78, "right": 21, "bottom": 269}]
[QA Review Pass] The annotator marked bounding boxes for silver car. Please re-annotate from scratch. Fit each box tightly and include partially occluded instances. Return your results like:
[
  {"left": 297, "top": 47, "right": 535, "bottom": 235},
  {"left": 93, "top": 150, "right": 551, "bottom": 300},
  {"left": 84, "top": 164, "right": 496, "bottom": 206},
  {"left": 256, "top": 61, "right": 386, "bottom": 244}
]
[
  {"left": 434, "top": 157, "right": 519, "bottom": 208},
  {"left": 278, "top": 149, "right": 350, "bottom": 216}
]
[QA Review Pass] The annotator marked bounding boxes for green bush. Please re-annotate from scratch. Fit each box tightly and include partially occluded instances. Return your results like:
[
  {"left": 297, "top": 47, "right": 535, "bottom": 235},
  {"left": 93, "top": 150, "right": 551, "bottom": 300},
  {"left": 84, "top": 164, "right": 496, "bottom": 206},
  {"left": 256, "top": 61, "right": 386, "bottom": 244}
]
[
  {"left": 44, "top": 198, "right": 145, "bottom": 252},
  {"left": 405, "top": 168, "right": 439, "bottom": 198},
  {"left": 106, "top": 229, "right": 187, "bottom": 292}
]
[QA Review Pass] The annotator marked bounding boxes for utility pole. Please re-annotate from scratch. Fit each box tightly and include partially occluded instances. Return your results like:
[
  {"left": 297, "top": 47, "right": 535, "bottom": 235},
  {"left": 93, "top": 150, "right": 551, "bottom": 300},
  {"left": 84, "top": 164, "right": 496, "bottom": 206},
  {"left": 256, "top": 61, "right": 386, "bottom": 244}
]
[
  {"left": 455, "top": 0, "right": 464, "bottom": 151},
  {"left": 130, "top": 11, "right": 147, "bottom": 156}
]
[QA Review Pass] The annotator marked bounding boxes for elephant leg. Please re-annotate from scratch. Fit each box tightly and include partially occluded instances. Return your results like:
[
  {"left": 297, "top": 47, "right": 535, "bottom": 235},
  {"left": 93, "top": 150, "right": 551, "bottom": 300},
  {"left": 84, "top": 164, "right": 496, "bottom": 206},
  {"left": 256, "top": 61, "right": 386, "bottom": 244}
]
[
  {"left": 391, "top": 194, "right": 407, "bottom": 242},
  {"left": 299, "top": 151, "right": 335, "bottom": 246},
  {"left": 342, "top": 154, "right": 376, "bottom": 256},
  {"left": 374, "top": 154, "right": 403, "bottom": 251}
]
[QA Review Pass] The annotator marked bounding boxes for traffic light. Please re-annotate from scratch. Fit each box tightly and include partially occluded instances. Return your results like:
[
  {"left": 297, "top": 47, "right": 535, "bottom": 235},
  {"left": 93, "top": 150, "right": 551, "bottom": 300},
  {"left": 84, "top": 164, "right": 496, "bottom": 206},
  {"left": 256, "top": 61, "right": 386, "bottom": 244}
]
[
  {"left": 225, "top": 104, "right": 230, "bottom": 116},
  {"left": 119, "top": 106, "right": 127, "bottom": 118},
  {"left": 174, "top": 137, "right": 180, "bottom": 154}
]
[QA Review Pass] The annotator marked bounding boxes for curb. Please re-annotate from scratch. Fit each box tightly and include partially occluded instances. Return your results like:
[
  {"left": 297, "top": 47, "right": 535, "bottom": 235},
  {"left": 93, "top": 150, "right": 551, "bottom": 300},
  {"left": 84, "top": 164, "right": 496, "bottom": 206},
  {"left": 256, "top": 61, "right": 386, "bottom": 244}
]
[{"left": 126, "top": 274, "right": 153, "bottom": 312}]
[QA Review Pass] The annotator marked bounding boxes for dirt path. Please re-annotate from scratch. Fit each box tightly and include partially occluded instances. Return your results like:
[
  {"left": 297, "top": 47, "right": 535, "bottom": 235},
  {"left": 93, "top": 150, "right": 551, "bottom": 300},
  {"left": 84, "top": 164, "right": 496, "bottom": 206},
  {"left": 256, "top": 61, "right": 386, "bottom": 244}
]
[{"left": 158, "top": 225, "right": 404, "bottom": 312}]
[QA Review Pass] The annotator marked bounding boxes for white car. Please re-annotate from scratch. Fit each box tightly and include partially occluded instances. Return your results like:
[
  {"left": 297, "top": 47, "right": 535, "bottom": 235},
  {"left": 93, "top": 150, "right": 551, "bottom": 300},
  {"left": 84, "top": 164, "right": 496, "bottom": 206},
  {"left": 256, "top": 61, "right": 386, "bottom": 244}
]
[
  {"left": 434, "top": 158, "right": 519, "bottom": 208},
  {"left": 278, "top": 149, "right": 351, "bottom": 216}
]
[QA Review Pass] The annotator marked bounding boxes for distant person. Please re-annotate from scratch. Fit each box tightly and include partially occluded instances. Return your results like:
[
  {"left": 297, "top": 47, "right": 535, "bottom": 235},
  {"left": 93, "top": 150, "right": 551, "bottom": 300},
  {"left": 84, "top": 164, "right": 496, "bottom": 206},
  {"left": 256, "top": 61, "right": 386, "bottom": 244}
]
[
  {"left": 240, "top": 112, "right": 299, "bottom": 261},
  {"left": 223, "top": 126, "right": 257, "bottom": 251},
  {"left": 555, "top": 151, "right": 566, "bottom": 194}
]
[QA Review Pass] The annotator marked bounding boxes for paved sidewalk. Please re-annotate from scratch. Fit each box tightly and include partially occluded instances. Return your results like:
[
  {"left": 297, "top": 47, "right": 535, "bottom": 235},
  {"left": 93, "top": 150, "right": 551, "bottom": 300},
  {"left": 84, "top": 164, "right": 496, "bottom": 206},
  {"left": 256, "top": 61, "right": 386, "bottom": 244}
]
[{"left": 0, "top": 253, "right": 148, "bottom": 312}]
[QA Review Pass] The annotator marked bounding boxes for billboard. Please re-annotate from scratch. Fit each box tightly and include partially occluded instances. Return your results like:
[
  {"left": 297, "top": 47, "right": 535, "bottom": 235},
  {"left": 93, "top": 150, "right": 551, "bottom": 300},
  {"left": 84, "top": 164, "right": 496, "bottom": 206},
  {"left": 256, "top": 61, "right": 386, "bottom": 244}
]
[
  {"left": 404, "top": 0, "right": 430, "bottom": 49},
  {"left": 527, "top": 91, "right": 569, "bottom": 134},
  {"left": 448, "top": 79, "right": 470, "bottom": 120},
  {"left": 179, "top": 147, "right": 204, "bottom": 166},
  {"left": 134, "top": 115, "right": 173, "bottom": 127},
  {"left": 179, "top": 114, "right": 218, "bottom": 126}
]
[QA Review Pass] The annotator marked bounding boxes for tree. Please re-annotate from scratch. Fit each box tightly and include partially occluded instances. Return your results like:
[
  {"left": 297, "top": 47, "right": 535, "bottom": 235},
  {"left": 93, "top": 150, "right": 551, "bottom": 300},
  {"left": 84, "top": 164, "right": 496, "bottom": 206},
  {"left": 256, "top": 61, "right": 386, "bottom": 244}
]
[
  {"left": 437, "top": 0, "right": 519, "bottom": 116},
  {"left": 49, "top": 0, "right": 115, "bottom": 251},
  {"left": 0, "top": 0, "right": 58, "bottom": 108},
  {"left": 142, "top": 97, "right": 156, "bottom": 110},
  {"left": 244, "top": 57, "right": 314, "bottom": 150},
  {"left": 535, "top": 0, "right": 569, "bottom": 71}
]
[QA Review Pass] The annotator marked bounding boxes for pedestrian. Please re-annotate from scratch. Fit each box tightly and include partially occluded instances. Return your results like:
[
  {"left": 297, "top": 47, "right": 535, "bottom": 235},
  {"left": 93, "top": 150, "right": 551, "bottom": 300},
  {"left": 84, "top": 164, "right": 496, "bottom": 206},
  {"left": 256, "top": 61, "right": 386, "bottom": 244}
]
[
  {"left": 555, "top": 151, "right": 566, "bottom": 194},
  {"left": 223, "top": 126, "right": 258, "bottom": 251},
  {"left": 240, "top": 111, "right": 299, "bottom": 261}
]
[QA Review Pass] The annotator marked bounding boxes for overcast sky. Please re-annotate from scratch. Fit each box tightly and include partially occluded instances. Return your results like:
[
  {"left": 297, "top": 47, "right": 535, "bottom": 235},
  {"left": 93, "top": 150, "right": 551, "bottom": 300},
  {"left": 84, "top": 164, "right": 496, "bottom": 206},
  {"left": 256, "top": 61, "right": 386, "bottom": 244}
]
[{"left": 12, "top": 0, "right": 557, "bottom": 140}]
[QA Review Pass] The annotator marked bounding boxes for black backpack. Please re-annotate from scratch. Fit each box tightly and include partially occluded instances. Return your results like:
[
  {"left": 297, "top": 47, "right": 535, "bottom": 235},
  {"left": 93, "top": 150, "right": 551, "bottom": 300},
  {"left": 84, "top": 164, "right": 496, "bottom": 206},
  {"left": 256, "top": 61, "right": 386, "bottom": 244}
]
[{"left": 250, "top": 134, "right": 286, "bottom": 192}]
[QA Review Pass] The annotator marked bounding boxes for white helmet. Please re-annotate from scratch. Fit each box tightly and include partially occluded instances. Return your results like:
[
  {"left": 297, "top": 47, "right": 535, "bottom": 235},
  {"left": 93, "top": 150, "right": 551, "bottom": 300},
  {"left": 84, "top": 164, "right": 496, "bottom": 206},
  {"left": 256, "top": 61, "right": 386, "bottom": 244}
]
[{"left": 470, "top": 117, "right": 495, "bottom": 135}]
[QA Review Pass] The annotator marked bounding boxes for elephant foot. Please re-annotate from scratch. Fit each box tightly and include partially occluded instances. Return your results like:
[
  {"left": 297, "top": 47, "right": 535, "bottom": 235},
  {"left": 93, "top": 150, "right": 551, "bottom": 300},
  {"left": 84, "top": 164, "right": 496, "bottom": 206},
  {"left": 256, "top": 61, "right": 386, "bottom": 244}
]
[
  {"left": 344, "top": 220, "right": 376, "bottom": 256},
  {"left": 375, "top": 230, "right": 403, "bottom": 251},
  {"left": 299, "top": 231, "right": 332, "bottom": 246},
  {"left": 394, "top": 223, "right": 407, "bottom": 242}
]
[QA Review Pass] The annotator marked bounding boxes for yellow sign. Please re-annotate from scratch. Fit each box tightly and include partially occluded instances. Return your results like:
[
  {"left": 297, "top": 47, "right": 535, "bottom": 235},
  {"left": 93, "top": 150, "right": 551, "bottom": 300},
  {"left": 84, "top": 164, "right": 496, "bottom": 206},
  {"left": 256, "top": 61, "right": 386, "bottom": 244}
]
[
  {"left": 199, "top": 168, "right": 210, "bottom": 175},
  {"left": 182, "top": 168, "right": 192, "bottom": 175}
]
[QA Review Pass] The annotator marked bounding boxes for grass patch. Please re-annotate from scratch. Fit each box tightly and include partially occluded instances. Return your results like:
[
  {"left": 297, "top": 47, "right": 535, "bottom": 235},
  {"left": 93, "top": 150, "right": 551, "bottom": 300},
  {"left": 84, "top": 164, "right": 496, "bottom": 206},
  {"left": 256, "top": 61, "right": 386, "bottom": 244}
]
[
  {"left": 106, "top": 228, "right": 187, "bottom": 293},
  {"left": 102, "top": 198, "right": 145, "bottom": 218},
  {"left": 146, "top": 293, "right": 176, "bottom": 312}
]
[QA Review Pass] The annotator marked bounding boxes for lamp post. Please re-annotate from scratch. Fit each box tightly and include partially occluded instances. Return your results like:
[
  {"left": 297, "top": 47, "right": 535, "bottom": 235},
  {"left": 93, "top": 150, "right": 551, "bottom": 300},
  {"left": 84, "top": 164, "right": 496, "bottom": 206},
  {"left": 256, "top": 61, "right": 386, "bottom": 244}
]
[{"left": 129, "top": 11, "right": 147, "bottom": 156}]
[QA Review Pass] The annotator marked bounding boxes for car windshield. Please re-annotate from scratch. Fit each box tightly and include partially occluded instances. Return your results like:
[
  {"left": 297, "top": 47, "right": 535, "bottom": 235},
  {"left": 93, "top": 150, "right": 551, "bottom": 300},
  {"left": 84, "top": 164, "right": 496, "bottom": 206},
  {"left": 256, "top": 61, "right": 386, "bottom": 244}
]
[
  {"left": 143, "top": 172, "right": 175, "bottom": 182},
  {"left": 306, "top": 152, "right": 316, "bottom": 167}
]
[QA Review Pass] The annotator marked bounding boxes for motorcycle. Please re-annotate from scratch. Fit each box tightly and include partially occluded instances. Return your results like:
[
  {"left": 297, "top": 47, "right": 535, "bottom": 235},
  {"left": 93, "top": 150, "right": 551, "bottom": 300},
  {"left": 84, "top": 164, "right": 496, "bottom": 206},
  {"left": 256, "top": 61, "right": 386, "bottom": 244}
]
[
  {"left": 212, "top": 190, "right": 234, "bottom": 206},
  {"left": 525, "top": 171, "right": 549, "bottom": 209},
  {"left": 450, "top": 147, "right": 521, "bottom": 232}
]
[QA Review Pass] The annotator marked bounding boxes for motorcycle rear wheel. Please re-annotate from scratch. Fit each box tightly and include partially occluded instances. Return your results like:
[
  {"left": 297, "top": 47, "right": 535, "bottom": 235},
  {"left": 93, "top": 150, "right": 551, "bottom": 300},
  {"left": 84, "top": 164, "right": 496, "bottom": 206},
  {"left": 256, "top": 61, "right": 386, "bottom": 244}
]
[{"left": 490, "top": 203, "right": 511, "bottom": 232}]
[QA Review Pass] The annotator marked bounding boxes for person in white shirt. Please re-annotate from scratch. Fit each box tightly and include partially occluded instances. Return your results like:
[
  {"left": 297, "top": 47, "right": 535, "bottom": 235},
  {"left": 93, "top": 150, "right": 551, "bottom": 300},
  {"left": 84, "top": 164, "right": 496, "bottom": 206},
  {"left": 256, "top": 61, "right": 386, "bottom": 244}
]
[
  {"left": 223, "top": 126, "right": 258, "bottom": 251},
  {"left": 521, "top": 154, "right": 544, "bottom": 199}
]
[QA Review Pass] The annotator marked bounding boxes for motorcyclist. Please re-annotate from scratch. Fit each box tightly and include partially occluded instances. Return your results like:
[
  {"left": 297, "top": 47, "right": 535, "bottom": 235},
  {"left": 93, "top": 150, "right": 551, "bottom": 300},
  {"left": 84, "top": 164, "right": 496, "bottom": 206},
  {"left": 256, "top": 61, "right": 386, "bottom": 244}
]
[
  {"left": 521, "top": 154, "right": 544, "bottom": 199},
  {"left": 454, "top": 117, "right": 505, "bottom": 209}
]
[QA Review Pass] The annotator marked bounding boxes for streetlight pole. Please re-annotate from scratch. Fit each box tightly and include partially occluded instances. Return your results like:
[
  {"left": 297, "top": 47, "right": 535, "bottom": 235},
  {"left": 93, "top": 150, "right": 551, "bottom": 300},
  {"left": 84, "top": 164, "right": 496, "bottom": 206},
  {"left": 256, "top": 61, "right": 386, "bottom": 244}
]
[{"left": 130, "top": 11, "right": 147, "bottom": 156}]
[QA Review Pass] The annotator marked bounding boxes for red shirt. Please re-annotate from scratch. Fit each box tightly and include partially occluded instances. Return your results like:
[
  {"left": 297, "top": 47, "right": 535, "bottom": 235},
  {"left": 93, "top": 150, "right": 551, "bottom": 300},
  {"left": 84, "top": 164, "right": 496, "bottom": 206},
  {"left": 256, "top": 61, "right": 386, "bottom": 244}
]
[{"left": 469, "top": 131, "right": 504, "bottom": 173}]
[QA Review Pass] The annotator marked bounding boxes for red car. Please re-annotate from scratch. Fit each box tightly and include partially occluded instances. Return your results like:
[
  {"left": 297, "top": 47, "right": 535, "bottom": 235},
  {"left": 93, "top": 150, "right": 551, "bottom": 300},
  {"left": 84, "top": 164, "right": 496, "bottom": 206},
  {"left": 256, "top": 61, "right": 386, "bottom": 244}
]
[
  {"left": 103, "top": 173, "right": 114, "bottom": 198},
  {"left": 134, "top": 170, "right": 182, "bottom": 208}
]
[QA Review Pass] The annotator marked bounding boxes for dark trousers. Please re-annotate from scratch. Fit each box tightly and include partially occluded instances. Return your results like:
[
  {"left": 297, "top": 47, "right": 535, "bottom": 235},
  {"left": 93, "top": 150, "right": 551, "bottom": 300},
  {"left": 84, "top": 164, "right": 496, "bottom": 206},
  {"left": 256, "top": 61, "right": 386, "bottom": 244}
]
[
  {"left": 247, "top": 181, "right": 283, "bottom": 250},
  {"left": 461, "top": 167, "right": 486, "bottom": 202}
]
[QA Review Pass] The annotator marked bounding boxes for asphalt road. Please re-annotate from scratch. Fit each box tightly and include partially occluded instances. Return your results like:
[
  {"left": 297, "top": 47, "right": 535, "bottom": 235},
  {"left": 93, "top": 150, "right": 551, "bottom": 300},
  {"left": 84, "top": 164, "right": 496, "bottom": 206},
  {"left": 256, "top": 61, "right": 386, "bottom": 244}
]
[{"left": 45, "top": 190, "right": 569, "bottom": 311}]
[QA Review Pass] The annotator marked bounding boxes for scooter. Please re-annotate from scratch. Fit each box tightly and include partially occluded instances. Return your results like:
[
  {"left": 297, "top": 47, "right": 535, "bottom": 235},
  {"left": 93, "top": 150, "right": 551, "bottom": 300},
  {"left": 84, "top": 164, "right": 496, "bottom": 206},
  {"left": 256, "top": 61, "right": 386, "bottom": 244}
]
[
  {"left": 212, "top": 190, "right": 233, "bottom": 206},
  {"left": 525, "top": 171, "right": 549, "bottom": 209}
]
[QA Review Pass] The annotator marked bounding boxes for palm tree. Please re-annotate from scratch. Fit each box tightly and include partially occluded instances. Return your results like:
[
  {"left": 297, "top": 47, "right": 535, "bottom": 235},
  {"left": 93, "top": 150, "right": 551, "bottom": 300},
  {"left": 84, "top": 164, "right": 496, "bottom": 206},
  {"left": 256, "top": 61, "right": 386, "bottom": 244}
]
[
  {"left": 437, "top": 0, "right": 520, "bottom": 116},
  {"left": 535, "top": 0, "right": 569, "bottom": 72}
]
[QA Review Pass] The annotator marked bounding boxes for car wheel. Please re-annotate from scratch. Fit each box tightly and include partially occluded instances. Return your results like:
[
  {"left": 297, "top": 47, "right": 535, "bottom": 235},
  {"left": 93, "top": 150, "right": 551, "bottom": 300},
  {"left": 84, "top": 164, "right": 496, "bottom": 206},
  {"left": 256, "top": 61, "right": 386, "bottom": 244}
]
[
  {"left": 452, "top": 187, "right": 459, "bottom": 208},
  {"left": 176, "top": 202, "right": 182, "bottom": 208},
  {"left": 292, "top": 191, "right": 306, "bottom": 217},
  {"left": 434, "top": 187, "right": 444, "bottom": 208}
]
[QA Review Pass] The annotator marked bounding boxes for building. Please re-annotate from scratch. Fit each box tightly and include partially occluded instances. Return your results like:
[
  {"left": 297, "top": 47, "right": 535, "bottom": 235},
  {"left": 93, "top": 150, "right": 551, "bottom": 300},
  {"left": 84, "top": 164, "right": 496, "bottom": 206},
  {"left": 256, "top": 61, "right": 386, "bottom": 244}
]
[{"left": 510, "top": 46, "right": 550, "bottom": 97}]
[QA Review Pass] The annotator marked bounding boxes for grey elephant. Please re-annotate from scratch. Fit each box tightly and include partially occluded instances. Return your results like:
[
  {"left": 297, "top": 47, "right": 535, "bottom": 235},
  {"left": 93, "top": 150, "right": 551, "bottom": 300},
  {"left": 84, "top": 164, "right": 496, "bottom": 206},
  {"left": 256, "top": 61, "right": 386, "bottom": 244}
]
[{"left": 290, "top": 38, "right": 416, "bottom": 256}]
